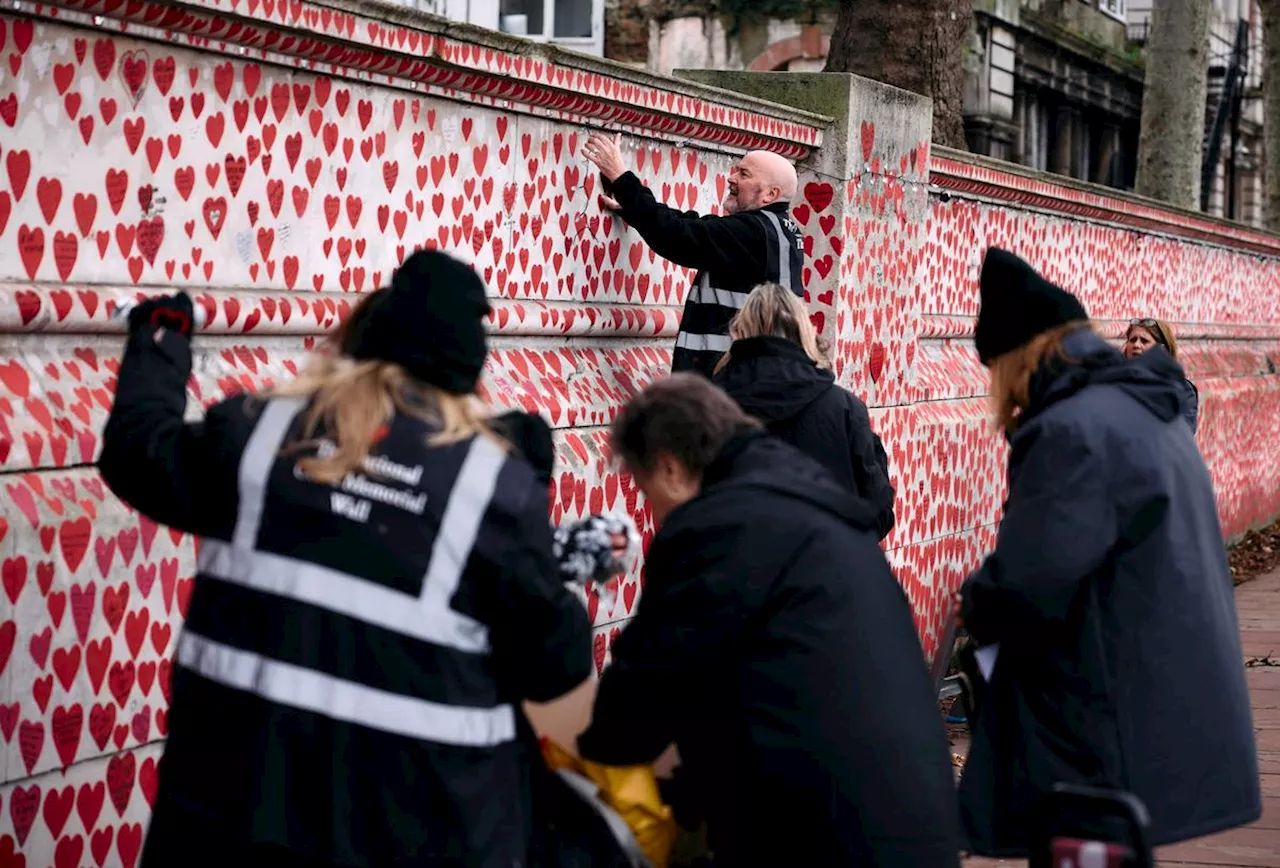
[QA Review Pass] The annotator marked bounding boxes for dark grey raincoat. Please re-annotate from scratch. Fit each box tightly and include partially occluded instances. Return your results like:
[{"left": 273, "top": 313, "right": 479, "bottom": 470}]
[{"left": 959, "top": 329, "right": 1260, "bottom": 856}]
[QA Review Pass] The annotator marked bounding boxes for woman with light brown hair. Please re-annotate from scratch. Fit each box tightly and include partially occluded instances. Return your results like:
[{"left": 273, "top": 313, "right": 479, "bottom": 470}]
[
  {"left": 956, "top": 248, "right": 1258, "bottom": 859},
  {"left": 1122, "top": 316, "right": 1199, "bottom": 432},
  {"left": 711, "top": 282, "right": 896, "bottom": 538},
  {"left": 98, "top": 251, "right": 600, "bottom": 868}
]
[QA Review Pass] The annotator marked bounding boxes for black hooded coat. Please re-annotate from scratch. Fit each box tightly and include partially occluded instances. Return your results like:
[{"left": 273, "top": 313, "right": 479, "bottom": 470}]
[
  {"left": 578, "top": 430, "right": 961, "bottom": 867},
  {"left": 958, "top": 329, "right": 1260, "bottom": 855},
  {"left": 712, "top": 336, "right": 896, "bottom": 539}
]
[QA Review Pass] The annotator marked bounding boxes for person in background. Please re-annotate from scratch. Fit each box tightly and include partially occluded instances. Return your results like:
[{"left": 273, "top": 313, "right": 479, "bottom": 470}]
[
  {"left": 957, "top": 248, "right": 1259, "bottom": 857},
  {"left": 579, "top": 374, "right": 962, "bottom": 867},
  {"left": 1123, "top": 316, "right": 1199, "bottom": 432},
  {"left": 582, "top": 133, "right": 804, "bottom": 377},
  {"left": 712, "top": 282, "right": 896, "bottom": 539},
  {"left": 100, "top": 251, "right": 595, "bottom": 868}
]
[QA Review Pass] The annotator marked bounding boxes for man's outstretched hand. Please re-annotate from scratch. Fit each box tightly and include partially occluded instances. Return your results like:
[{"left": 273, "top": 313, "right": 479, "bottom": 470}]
[
  {"left": 583, "top": 132, "right": 626, "bottom": 182},
  {"left": 582, "top": 132, "right": 623, "bottom": 212}
]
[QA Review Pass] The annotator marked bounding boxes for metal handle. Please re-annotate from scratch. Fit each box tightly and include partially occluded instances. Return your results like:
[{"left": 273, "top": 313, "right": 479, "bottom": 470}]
[{"left": 1030, "top": 784, "right": 1154, "bottom": 868}]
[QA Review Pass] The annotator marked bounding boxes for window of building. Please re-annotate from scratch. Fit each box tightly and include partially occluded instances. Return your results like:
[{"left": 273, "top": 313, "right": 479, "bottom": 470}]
[
  {"left": 497, "top": 0, "right": 598, "bottom": 47},
  {"left": 554, "top": 0, "right": 592, "bottom": 37},
  {"left": 1021, "top": 93, "right": 1051, "bottom": 172},
  {"left": 1076, "top": 113, "right": 1091, "bottom": 182},
  {"left": 1097, "top": 0, "right": 1127, "bottom": 22},
  {"left": 500, "top": 0, "right": 545, "bottom": 36}
]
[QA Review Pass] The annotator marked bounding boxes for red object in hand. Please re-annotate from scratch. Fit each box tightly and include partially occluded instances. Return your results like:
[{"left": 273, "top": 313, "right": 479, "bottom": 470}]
[
  {"left": 149, "top": 307, "right": 191, "bottom": 336},
  {"left": 112, "top": 295, "right": 206, "bottom": 335}
]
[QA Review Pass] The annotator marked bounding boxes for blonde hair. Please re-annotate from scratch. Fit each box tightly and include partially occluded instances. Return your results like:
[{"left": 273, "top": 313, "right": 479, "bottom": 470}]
[
  {"left": 714, "top": 283, "right": 830, "bottom": 374},
  {"left": 987, "top": 321, "right": 1092, "bottom": 435},
  {"left": 269, "top": 330, "right": 503, "bottom": 486}
]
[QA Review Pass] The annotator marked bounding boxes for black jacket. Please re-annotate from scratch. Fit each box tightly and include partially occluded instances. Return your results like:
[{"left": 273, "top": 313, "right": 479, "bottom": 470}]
[
  {"left": 609, "top": 171, "right": 805, "bottom": 377},
  {"left": 713, "top": 336, "right": 896, "bottom": 538},
  {"left": 578, "top": 431, "right": 961, "bottom": 867},
  {"left": 99, "top": 323, "right": 593, "bottom": 867},
  {"left": 1180, "top": 377, "right": 1200, "bottom": 433},
  {"left": 959, "top": 331, "right": 1259, "bottom": 855}
]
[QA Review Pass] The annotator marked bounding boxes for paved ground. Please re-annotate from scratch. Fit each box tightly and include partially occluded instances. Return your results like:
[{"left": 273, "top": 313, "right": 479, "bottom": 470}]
[{"left": 965, "top": 568, "right": 1280, "bottom": 868}]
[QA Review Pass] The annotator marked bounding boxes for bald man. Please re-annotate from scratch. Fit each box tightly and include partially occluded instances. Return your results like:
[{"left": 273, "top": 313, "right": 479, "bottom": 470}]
[{"left": 584, "top": 133, "right": 805, "bottom": 376}]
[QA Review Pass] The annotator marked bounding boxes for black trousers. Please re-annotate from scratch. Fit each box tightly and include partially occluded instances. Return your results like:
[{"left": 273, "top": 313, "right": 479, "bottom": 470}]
[
  {"left": 143, "top": 768, "right": 632, "bottom": 868},
  {"left": 141, "top": 796, "right": 339, "bottom": 868}
]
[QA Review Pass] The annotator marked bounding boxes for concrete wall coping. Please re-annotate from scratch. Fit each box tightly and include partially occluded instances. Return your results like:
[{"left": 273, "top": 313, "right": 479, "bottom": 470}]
[
  {"left": 39, "top": 0, "right": 828, "bottom": 155},
  {"left": 325, "top": 0, "right": 833, "bottom": 128}
]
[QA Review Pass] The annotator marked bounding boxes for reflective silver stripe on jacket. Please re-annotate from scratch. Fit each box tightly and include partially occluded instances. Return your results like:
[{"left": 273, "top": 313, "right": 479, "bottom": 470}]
[
  {"left": 675, "top": 331, "right": 733, "bottom": 352},
  {"left": 177, "top": 630, "right": 517, "bottom": 747},
  {"left": 692, "top": 273, "right": 751, "bottom": 309},
  {"left": 199, "top": 396, "right": 505, "bottom": 655},
  {"left": 188, "top": 397, "right": 516, "bottom": 747},
  {"left": 759, "top": 210, "right": 796, "bottom": 293}
]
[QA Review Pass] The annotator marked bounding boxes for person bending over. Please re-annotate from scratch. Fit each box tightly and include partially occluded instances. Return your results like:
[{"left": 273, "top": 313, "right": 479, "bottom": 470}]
[{"left": 579, "top": 374, "right": 961, "bottom": 867}]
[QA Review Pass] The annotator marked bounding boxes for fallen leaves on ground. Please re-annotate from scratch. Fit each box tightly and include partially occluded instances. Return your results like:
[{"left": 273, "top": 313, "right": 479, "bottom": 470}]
[{"left": 1229, "top": 518, "right": 1280, "bottom": 585}]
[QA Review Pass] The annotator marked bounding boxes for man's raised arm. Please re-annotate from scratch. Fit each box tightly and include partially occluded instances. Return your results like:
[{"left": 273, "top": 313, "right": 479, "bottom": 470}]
[{"left": 582, "top": 132, "right": 764, "bottom": 272}]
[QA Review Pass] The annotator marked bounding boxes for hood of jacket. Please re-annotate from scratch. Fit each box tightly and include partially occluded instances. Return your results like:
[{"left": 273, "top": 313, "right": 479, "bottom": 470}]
[
  {"left": 712, "top": 336, "right": 834, "bottom": 425},
  {"left": 1022, "top": 329, "right": 1188, "bottom": 428},
  {"left": 669, "top": 428, "right": 884, "bottom": 535}
]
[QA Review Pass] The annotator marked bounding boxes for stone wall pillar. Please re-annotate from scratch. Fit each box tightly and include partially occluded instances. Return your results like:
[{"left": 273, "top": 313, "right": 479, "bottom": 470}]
[
  {"left": 1052, "top": 105, "right": 1076, "bottom": 176},
  {"left": 674, "top": 71, "right": 955, "bottom": 655}
]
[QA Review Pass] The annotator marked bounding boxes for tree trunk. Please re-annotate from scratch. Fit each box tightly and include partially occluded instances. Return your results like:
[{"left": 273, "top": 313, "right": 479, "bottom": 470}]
[
  {"left": 1261, "top": 0, "right": 1280, "bottom": 230},
  {"left": 823, "top": 0, "right": 971, "bottom": 150},
  {"left": 1135, "top": 0, "right": 1212, "bottom": 210}
]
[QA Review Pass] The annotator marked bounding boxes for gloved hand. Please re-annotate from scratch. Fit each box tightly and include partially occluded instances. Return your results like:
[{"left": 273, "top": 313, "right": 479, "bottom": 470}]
[{"left": 122, "top": 292, "right": 198, "bottom": 339}]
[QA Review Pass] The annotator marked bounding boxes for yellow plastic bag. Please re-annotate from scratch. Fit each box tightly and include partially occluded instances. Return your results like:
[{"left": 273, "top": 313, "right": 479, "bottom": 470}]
[{"left": 541, "top": 737, "right": 677, "bottom": 868}]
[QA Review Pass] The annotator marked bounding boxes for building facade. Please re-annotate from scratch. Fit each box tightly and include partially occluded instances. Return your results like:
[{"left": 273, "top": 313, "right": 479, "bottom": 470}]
[
  {"left": 1127, "top": 0, "right": 1264, "bottom": 223},
  {"left": 405, "top": 0, "right": 606, "bottom": 56},
  {"left": 620, "top": 0, "right": 1267, "bottom": 227}
]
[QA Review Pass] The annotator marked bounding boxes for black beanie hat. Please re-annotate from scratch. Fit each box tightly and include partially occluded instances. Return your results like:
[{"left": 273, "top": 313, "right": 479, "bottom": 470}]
[
  {"left": 974, "top": 248, "right": 1089, "bottom": 365},
  {"left": 348, "top": 250, "right": 492, "bottom": 394}
]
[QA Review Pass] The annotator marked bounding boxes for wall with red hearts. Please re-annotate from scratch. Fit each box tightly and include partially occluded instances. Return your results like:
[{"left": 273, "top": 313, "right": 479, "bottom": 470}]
[
  {"left": 0, "top": 1, "right": 835, "bottom": 863},
  {"left": 881, "top": 151, "right": 1280, "bottom": 668},
  {"left": 1, "top": 0, "right": 1279, "bottom": 864}
]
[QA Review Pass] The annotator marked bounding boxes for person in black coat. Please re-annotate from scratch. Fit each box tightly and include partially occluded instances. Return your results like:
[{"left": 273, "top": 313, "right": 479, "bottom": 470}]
[
  {"left": 582, "top": 133, "right": 805, "bottom": 377},
  {"left": 579, "top": 374, "right": 962, "bottom": 867},
  {"left": 957, "top": 249, "right": 1260, "bottom": 856},
  {"left": 99, "top": 252, "right": 597, "bottom": 868},
  {"left": 712, "top": 282, "right": 896, "bottom": 539}
]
